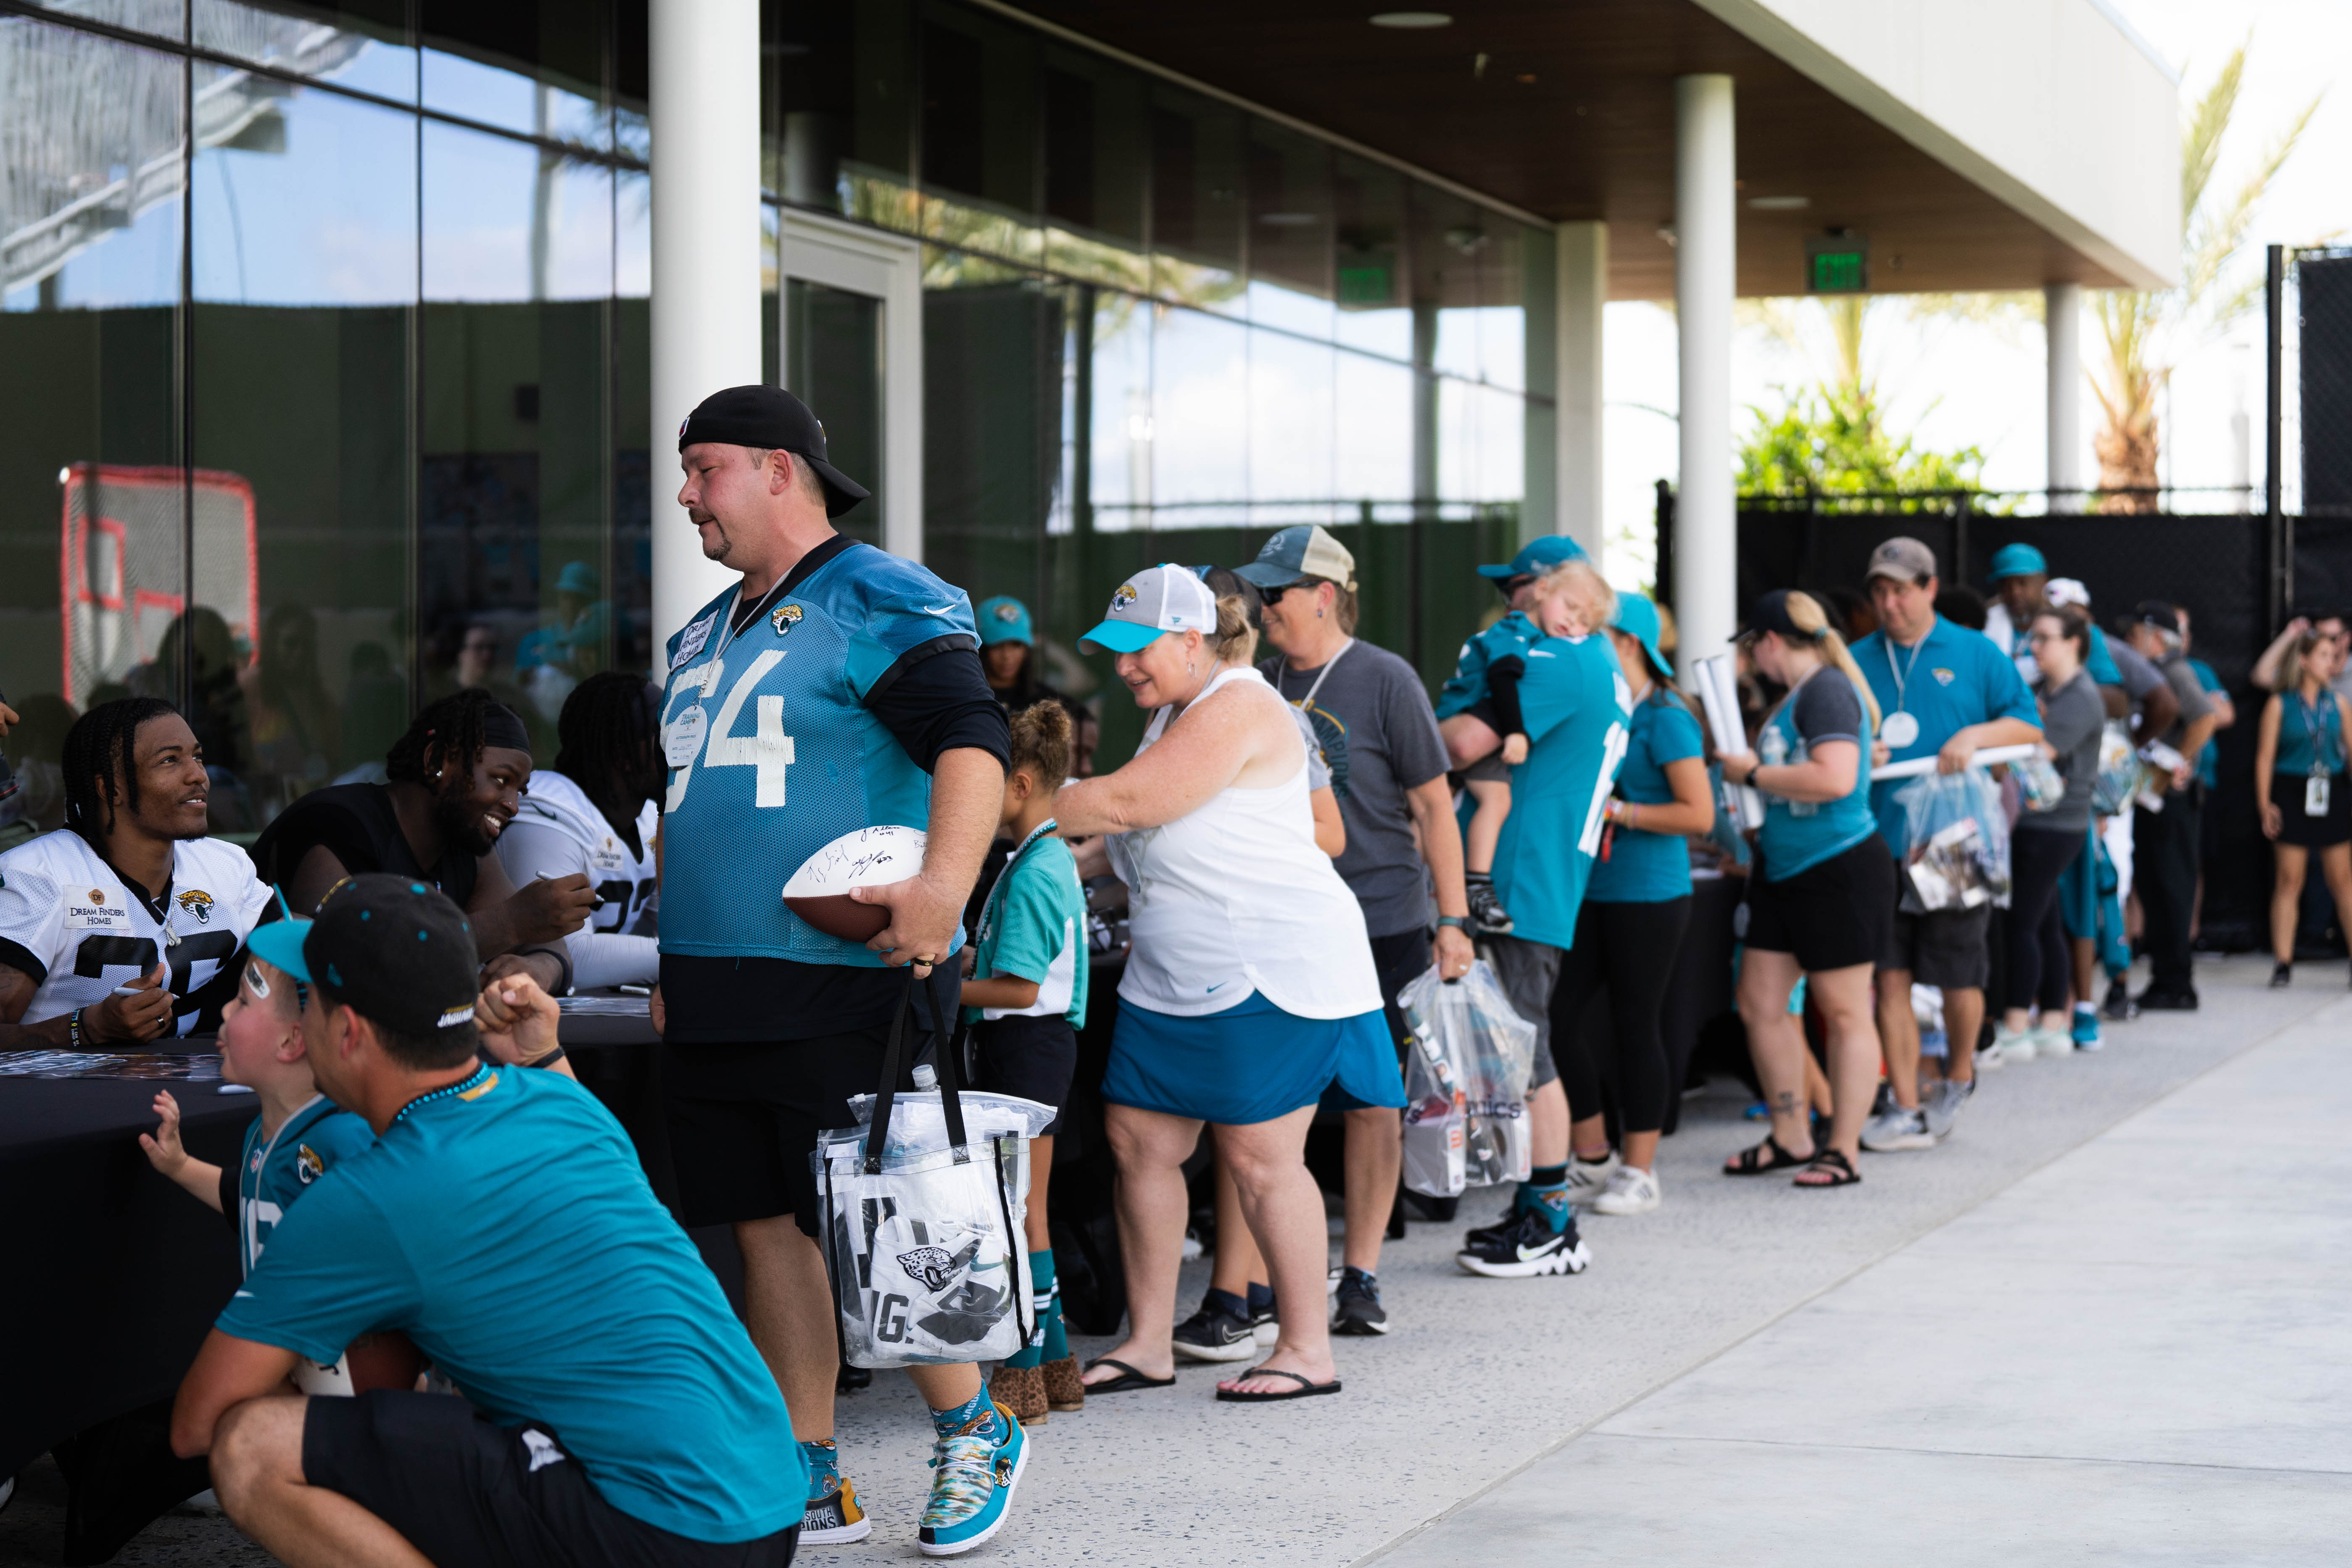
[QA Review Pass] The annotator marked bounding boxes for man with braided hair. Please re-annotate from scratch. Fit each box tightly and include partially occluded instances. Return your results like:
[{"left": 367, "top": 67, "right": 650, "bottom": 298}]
[
  {"left": 0, "top": 698, "right": 271, "bottom": 1044},
  {"left": 250, "top": 690, "right": 591, "bottom": 993},
  {"left": 495, "top": 672, "right": 664, "bottom": 988}
]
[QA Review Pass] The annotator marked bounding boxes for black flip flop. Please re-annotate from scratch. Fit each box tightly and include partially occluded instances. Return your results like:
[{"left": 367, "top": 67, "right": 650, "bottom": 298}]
[
  {"left": 1723, "top": 1135, "right": 1809, "bottom": 1176},
  {"left": 1214, "top": 1366, "right": 1342, "bottom": 1403},
  {"left": 1081, "top": 1357, "right": 1174, "bottom": 1393}
]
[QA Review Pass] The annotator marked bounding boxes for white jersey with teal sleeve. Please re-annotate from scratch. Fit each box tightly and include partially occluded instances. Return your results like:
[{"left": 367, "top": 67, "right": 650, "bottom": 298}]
[
  {"left": 1491, "top": 633, "right": 1634, "bottom": 949},
  {"left": 658, "top": 543, "right": 974, "bottom": 966}
]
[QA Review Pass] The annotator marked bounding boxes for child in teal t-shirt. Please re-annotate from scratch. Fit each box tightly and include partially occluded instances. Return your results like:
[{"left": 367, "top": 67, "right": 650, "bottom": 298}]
[{"left": 965, "top": 701, "right": 1088, "bottom": 1422}]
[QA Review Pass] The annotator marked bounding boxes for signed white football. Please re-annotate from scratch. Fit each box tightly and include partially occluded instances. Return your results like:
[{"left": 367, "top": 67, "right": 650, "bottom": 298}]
[{"left": 782, "top": 825, "right": 927, "bottom": 941}]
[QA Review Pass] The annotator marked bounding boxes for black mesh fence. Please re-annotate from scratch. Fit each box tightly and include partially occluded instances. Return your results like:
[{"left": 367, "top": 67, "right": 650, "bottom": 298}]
[{"left": 2296, "top": 249, "right": 2352, "bottom": 518}]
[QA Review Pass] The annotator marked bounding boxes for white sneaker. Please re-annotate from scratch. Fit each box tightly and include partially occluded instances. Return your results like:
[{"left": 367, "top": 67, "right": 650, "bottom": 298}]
[
  {"left": 2030, "top": 1025, "right": 2073, "bottom": 1057},
  {"left": 1590, "top": 1164, "right": 1661, "bottom": 1215},
  {"left": 1860, "top": 1102, "right": 1934, "bottom": 1151},
  {"left": 1977, "top": 1037, "right": 2009, "bottom": 1070},
  {"left": 1564, "top": 1151, "right": 1622, "bottom": 1206},
  {"left": 1991, "top": 1025, "right": 2038, "bottom": 1063}
]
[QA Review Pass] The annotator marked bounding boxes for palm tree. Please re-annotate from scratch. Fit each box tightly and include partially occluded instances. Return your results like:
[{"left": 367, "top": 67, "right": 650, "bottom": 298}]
[{"left": 2091, "top": 39, "right": 2319, "bottom": 512}]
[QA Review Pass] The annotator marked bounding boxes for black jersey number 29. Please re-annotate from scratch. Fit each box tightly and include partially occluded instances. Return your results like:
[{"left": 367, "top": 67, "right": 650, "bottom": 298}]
[{"left": 74, "top": 931, "right": 240, "bottom": 998}]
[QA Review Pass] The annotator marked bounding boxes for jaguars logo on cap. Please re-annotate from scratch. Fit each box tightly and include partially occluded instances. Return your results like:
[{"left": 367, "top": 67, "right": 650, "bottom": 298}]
[
  {"left": 993, "top": 602, "right": 1021, "bottom": 622},
  {"left": 177, "top": 889, "right": 215, "bottom": 925},
  {"left": 771, "top": 602, "right": 804, "bottom": 635},
  {"left": 1112, "top": 583, "right": 1139, "bottom": 611}
]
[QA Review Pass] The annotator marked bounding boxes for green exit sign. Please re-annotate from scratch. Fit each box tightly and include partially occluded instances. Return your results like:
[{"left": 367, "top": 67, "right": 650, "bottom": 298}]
[{"left": 1805, "top": 232, "right": 1869, "bottom": 293}]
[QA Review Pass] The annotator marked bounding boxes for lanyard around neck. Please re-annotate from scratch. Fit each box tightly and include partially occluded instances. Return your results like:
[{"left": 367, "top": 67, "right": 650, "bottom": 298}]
[
  {"left": 1288, "top": 637, "right": 1354, "bottom": 715},
  {"left": 1884, "top": 632, "right": 1928, "bottom": 713},
  {"left": 978, "top": 817, "right": 1059, "bottom": 935}
]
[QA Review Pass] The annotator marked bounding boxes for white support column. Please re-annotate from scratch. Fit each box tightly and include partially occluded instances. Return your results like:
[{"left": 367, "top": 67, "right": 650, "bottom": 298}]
[
  {"left": 2046, "top": 282, "right": 2083, "bottom": 513},
  {"left": 1555, "top": 220, "right": 1608, "bottom": 564},
  {"left": 1674, "top": 74, "right": 1736, "bottom": 673},
  {"left": 649, "top": 0, "right": 763, "bottom": 657}
]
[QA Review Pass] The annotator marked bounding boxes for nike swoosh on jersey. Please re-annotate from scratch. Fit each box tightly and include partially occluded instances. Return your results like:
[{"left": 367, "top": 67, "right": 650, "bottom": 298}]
[
  {"left": 920, "top": 604, "right": 954, "bottom": 615},
  {"left": 233, "top": 1289, "right": 256, "bottom": 1299}
]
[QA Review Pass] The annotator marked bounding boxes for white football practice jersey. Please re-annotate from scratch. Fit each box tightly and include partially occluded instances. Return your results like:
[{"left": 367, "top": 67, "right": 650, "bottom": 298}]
[
  {"left": 0, "top": 828, "right": 272, "bottom": 1033},
  {"left": 500, "top": 770, "right": 658, "bottom": 938}
]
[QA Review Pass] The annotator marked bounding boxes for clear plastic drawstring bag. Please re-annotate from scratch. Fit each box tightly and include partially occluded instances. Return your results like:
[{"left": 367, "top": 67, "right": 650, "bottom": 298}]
[
  {"left": 2091, "top": 721, "right": 2145, "bottom": 817},
  {"left": 2012, "top": 752, "right": 2068, "bottom": 814},
  {"left": 1397, "top": 966, "right": 1468, "bottom": 1197},
  {"left": 1399, "top": 961, "right": 1535, "bottom": 1189},
  {"left": 816, "top": 972, "right": 1047, "bottom": 1368},
  {"left": 1893, "top": 767, "right": 2013, "bottom": 912}
]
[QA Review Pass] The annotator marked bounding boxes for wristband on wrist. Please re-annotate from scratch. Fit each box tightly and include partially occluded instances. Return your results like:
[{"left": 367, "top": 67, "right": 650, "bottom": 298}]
[
  {"left": 528, "top": 1045, "right": 567, "bottom": 1068},
  {"left": 68, "top": 1008, "right": 84, "bottom": 1048},
  {"left": 1436, "top": 914, "right": 1469, "bottom": 930}
]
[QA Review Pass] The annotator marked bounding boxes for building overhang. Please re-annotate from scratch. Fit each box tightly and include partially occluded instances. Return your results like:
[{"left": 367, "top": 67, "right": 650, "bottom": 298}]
[{"left": 998, "top": 0, "right": 2180, "bottom": 298}]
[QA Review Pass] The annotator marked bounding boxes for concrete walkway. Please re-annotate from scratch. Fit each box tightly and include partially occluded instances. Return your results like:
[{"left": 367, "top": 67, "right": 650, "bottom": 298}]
[
  {"left": 7, "top": 957, "right": 2341, "bottom": 1566},
  {"left": 796, "top": 955, "right": 2352, "bottom": 1568}
]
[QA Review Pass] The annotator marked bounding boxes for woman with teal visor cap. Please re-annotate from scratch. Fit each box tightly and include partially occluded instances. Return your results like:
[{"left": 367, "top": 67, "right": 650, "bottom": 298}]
[{"left": 1054, "top": 565, "right": 1397, "bottom": 1405}]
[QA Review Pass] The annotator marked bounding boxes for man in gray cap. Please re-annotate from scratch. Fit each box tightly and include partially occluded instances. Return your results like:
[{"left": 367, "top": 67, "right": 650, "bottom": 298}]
[{"left": 1848, "top": 538, "right": 2041, "bottom": 1153}]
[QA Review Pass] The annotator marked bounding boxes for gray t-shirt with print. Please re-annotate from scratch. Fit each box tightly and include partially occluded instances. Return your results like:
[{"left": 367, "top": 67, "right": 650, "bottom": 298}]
[{"left": 1264, "top": 642, "right": 1452, "bottom": 938}]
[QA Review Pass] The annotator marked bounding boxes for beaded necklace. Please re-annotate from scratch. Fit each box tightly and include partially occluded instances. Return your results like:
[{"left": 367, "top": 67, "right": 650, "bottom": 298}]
[{"left": 393, "top": 1062, "right": 495, "bottom": 1125}]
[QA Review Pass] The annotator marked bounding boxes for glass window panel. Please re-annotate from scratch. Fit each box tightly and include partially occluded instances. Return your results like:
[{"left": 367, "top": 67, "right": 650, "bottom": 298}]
[
  {"left": 1438, "top": 382, "right": 1526, "bottom": 506},
  {"left": 423, "top": 120, "right": 614, "bottom": 303},
  {"left": 1245, "top": 119, "right": 1332, "bottom": 340},
  {"left": 786, "top": 277, "right": 886, "bottom": 548},
  {"left": 1148, "top": 84, "right": 1241, "bottom": 317},
  {"left": 421, "top": 0, "right": 609, "bottom": 150},
  {"left": 775, "top": 0, "right": 908, "bottom": 221},
  {"left": 420, "top": 119, "right": 614, "bottom": 764},
  {"left": 2, "top": 18, "right": 184, "bottom": 808},
  {"left": 613, "top": 166, "right": 650, "bottom": 675},
  {"left": 1248, "top": 330, "right": 1332, "bottom": 518},
  {"left": 1040, "top": 45, "right": 1146, "bottom": 289},
  {"left": 920, "top": 264, "right": 1059, "bottom": 597},
  {"left": 1086, "top": 287, "right": 1150, "bottom": 534},
  {"left": 1151, "top": 304, "right": 1248, "bottom": 529},
  {"left": 22, "top": 0, "right": 184, "bottom": 44},
  {"left": 916, "top": 3, "right": 1036, "bottom": 264},
  {"left": 195, "top": 0, "right": 417, "bottom": 103},
  {"left": 190, "top": 69, "right": 414, "bottom": 826},
  {"left": 1334, "top": 350, "right": 1412, "bottom": 513},
  {"left": 1334, "top": 153, "right": 1410, "bottom": 362},
  {"left": 1477, "top": 222, "right": 1527, "bottom": 392},
  {"left": 1413, "top": 184, "right": 1487, "bottom": 382}
]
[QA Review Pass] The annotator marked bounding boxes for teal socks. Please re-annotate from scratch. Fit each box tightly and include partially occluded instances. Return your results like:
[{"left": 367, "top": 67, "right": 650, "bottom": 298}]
[
  {"left": 1525, "top": 1163, "right": 1572, "bottom": 1234},
  {"left": 800, "top": 1438, "right": 841, "bottom": 1501},
  {"left": 931, "top": 1386, "right": 1002, "bottom": 1443},
  {"left": 1004, "top": 1249, "right": 1066, "bottom": 1369}
]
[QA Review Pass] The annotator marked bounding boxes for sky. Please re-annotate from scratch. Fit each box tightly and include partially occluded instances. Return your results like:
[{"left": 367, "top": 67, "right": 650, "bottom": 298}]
[{"left": 1596, "top": 0, "right": 2352, "bottom": 590}]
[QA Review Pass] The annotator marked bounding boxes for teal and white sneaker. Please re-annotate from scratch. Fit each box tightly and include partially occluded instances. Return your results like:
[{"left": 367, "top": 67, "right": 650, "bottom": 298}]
[
  {"left": 2070, "top": 1007, "right": 2104, "bottom": 1051},
  {"left": 918, "top": 1399, "right": 1027, "bottom": 1557}
]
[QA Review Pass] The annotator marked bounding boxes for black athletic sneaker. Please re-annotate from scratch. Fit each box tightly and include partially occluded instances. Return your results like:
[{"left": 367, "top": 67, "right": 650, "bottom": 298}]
[
  {"left": 1466, "top": 878, "right": 1515, "bottom": 936},
  {"left": 1455, "top": 1209, "right": 1592, "bottom": 1278},
  {"left": 1330, "top": 1268, "right": 1389, "bottom": 1335},
  {"left": 1171, "top": 1299, "right": 1259, "bottom": 1362},
  {"left": 2134, "top": 986, "right": 2199, "bottom": 1012},
  {"left": 2271, "top": 962, "right": 2293, "bottom": 988},
  {"left": 2102, "top": 976, "right": 2138, "bottom": 1020},
  {"left": 1461, "top": 1195, "right": 1525, "bottom": 1250}
]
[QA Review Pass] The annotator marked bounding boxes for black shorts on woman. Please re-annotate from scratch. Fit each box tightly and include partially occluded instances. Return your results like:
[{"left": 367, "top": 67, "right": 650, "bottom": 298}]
[
  {"left": 1740, "top": 835, "right": 1896, "bottom": 975},
  {"left": 2271, "top": 770, "right": 2352, "bottom": 849}
]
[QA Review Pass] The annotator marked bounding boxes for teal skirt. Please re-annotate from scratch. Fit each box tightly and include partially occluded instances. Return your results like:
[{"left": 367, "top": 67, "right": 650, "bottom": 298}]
[{"left": 1105, "top": 992, "right": 1405, "bottom": 1126}]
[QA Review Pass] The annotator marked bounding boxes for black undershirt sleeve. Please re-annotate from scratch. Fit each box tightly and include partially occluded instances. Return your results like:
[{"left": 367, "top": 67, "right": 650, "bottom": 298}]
[
  {"left": 217, "top": 1162, "right": 239, "bottom": 1228},
  {"left": 1487, "top": 656, "right": 1528, "bottom": 737},
  {"left": 867, "top": 644, "right": 1013, "bottom": 774}
]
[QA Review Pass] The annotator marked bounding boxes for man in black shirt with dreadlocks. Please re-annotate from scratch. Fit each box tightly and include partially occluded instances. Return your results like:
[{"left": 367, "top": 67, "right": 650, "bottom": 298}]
[{"left": 250, "top": 689, "right": 592, "bottom": 993}]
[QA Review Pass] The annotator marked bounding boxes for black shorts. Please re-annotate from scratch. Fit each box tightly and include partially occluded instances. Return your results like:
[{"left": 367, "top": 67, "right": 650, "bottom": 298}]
[
  {"left": 664, "top": 1028, "right": 893, "bottom": 1236},
  {"left": 969, "top": 1013, "right": 1079, "bottom": 1136},
  {"left": 1881, "top": 903, "right": 1993, "bottom": 989},
  {"left": 1742, "top": 836, "right": 1896, "bottom": 975},
  {"left": 302, "top": 1391, "right": 796, "bottom": 1568},
  {"left": 2272, "top": 771, "right": 2352, "bottom": 848}
]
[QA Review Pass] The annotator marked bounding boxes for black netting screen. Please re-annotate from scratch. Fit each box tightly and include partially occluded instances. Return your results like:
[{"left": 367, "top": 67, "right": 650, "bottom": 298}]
[{"left": 2301, "top": 253, "right": 2352, "bottom": 517}]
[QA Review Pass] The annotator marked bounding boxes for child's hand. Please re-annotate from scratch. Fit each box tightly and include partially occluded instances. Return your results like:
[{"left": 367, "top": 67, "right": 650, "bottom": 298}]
[
  {"left": 1501, "top": 733, "right": 1529, "bottom": 766},
  {"left": 140, "top": 1090, "right": 187, "bottom": 1176}
]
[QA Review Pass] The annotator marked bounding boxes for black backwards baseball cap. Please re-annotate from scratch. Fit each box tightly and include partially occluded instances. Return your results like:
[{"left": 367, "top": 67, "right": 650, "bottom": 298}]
[
  {"left": 677, "top": 384, "right": 870, "bottom": 518},
  {"left": 247, "top": 874, "right": 480, "bottom": 1041},
  {"left": 1740, "top": 589, "right": 1820, "bottom": 644}
]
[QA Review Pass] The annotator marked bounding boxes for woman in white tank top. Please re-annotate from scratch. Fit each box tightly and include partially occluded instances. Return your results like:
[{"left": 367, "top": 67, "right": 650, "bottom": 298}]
[{"left": 1055, "top": 566, "right": 1395, "bottom": 1404}]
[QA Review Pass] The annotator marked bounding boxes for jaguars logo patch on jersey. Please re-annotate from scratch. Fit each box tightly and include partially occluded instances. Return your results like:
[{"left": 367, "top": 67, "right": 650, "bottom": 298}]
[
  {"left": 295, "top": 1144, "right": 324, "bottom": 1183},
  {"left": 771, "top": 602, "right": 804, "bottom": 635},
  {"left": 177, "top": 889, "right": 215, "bottom": 924}
]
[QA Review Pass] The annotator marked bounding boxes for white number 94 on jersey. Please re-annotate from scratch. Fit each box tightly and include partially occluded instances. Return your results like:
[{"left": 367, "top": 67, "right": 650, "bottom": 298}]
[{"left": 666, "top": 651, "right": 795, "bottom": 810}]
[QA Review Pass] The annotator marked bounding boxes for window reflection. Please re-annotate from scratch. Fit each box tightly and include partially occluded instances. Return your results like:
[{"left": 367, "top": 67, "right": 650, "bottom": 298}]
[
  {"left": 787, "top": 278, "right": 887, "bottom": 548},
  {"left": 1334, "top": 153, "right": 1411, "bottom": 363},
  {"left": 1335, "top": 350, "right": 1413, "bottom": 512},
  {"left": 1245, "top": 119, "right": 1333, "bottom": 341},
  {"left": 190, "top": 70, "right": 414, "bottom": 824},
  {"left": 195, "top": 0, "right": 417, "bottom": 103},
  {"left": 21, "top": 0, "right": 183, "bottom": 45},
  {"left": 1149, "top": 85, "right": 1242, "bottom": 315},
  {"left": 1150, "top": 305, "right": 1248, "bottom": 529},
  {"left": 420, "top": 0, "right": 612, "bottom": 150},
  {"left": 1248, "top": 331, "right": 1334, "bottom": 524},
  {"left": 1086, "top": 287, "right": 1150, "bottom": 534}
]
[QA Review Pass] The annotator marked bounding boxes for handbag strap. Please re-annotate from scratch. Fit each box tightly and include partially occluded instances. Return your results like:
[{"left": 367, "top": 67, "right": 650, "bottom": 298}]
[{"left": 860, "top": 965, "right": 973, "bottom": 1174}]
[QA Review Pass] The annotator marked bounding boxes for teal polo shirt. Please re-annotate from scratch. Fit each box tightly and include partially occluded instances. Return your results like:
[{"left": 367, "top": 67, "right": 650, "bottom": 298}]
[
  {"left": 217, "top": 1065, "right": 802, "bottom": 1544},
  {"left": 1851, "top": 615, "right": 2040, "bottom": 852}
]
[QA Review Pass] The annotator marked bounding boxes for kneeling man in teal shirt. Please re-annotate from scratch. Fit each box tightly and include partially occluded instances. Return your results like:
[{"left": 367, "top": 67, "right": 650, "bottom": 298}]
[{"left": 171, "top": 874, "right": 802, "bottom": 1568}]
